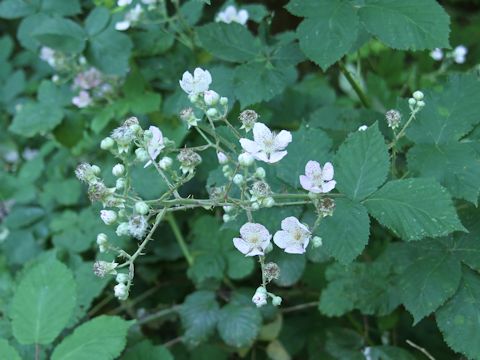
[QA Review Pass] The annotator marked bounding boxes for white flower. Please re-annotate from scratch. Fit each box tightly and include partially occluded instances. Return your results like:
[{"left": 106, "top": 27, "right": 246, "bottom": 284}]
[
  {"left": 39, "top": 46, "right": 56, "bottom": 67},
  {"left": 115, "top": 20, "right": 131, "bottom": 31},
  {"left": 299, "top": 160, "right": 336, "bottom": 193},
  {"left": 216, "top": 5, "right": 249, "bottom": 25},
  {"left": 144, "top": 126, "right": 164, "bottom": 167},
  {"left": 240, "top": 123, "right": 292, "bottom": 164},
  {"left": 115, "top": 4, "right": 143, "bottom": 31},
  {"left": 72, "top": 90, "right": 92, "bottom": 108},
  {"left": 453, "top": 45, "right": 467, "bottom": 64},
  {"left": 217, "top": 151, "right": 228, "bottom": 164},
  {"left": 430, "top": 48, "right": 443, "bottom": 61},
  {"left": 358, "top": 125, "right": 368, "bottom": 131},
  {"left": 204, "top": 90, "right": 220, "bottom": 106},
  {"left": 179, "top": 68, "right": 212, "bottom": 96},
  {"left": 100, "top": 210, "right": 117, "bottom": 225},
  {"left": 233, "top": 222, "right": 272, "bottom": 256},
  {"left": 117, "top": 0, "right": 132, "bottom": 6},
  {"left": 252, "top": 287, "right": 268, "bottom": 307},
  {"left": 73, "top": 67, "right": 102, "bottom": 90},
  {"left": 273, "top": 216, "right": 311, "bottom": 254}
]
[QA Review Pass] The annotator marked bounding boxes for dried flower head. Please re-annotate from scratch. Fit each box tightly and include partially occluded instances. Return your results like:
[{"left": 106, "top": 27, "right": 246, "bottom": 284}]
[
  {"left": 239, "top": 109, "right": 258, "bottom": 132},
  {"left": 177, "top": 148, "right": 202, "bottom": 174},
  {"left": 264, "top": 262, "right": 280, "bottom": 282},
  {"left": 128, "top": 215, "right": 148, "bottom": 239},
  {"left": 316, "top": 197, "right": 335, "bottom": 217},
  {"left": 385, "top": 109, "right": 402, "bottom": 130},
  {"left": 93, "top": 261, "right": 118, "bottom": 277}
]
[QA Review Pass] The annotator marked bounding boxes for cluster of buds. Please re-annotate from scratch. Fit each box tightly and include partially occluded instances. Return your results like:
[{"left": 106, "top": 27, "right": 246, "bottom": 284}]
[
  {"left": 114, "top": 272, "right": 129, "bottom": 300},
  {"left": 408, "top": 91, "right": 426, "bottom": 113},
  {"left": 430, "top": 45, "right": 468, "bottom": 64},
  {"left": 252, "top": 286, "right": 282, "bottom": 308}
]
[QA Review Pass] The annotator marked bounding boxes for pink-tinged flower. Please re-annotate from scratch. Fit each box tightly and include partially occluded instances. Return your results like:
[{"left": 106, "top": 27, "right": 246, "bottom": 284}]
[
  {"left": 144, "top": 126, "right": 164, "bottom": 167},
  {"left": 273, "top": 216, "right": 311, "bottom": 254},
  {"left": 233, "top": 222, "right": 272, "bottom": 256},
  {"left": 179, "top": 68, "right": 212, "bottom": 96},
  {"left": 240, "top": 123, "right": 292, "bottom": 164},
  {"left": 215, "top": 5, "right": 249, "bottom": 25},
  {"left": 299, "top": 161, "right": 336, "bottom": 193},
  {"left": 72, "top": 91, "right": 92, "bottom": 108}
]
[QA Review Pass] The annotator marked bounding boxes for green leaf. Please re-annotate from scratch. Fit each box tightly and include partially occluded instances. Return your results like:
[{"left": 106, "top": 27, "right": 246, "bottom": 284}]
[
  {"left": 358, "top": 0, "right": 450, "bottom": 50},
  {"left": 234, "top": 61, "right": 296, "bottom": 108},
  {"left": 51, "top": 316, "right": 131, "bottom": 360},
  {"left": 217, "top": 303, "right": 262, "bottom": 348},
  {"left": 286, "top": 0, "right": 359, "bottom": 70},
  {"left": 225, "top": 250, "right": 255, "bottom": 280},
  {"left": 319, "top": 198, "right": 370, "bottom": 264},
  {"left": 197, "top": 23, "right": 261, "bottom": 62},
  {"left": 363, "top": 179, "right": 465, "bottom": 241},
  {"left": 0, "top": 70, "right": 26, "bottom": 103},
  {"left": 122, "top": 340, "right": 173, "bottom": 360},
  {"left": 276, "top": 125, "right": 332, "bottom": 189},
  {"left": 18, "top": 14, "right": 49, "bottom": 51},
  {"left": 179, "top": 291, "right": 220, "bottom": 346},
  {"left": 436, "top": 267, "right": 480, "bottom": 359},
  {"left": 408, "top": 143, "right": 480, "bottom": 205},
  {"left": 9, "top": 102, "right": 64, "bottom": 137},
  {"left": 367, "top": 346, "right": 416, "bottom": 360},
  {"left": 398, "top": 239, "right": 462, "bottom": 324},
  {"left": 406, "top": 75, "right": 480, "bottom": 145},
  {"left": 269, "top": 248, "right": 306, "bottom": 287},
  {"left": 335, "top": 123, "right": 389, "bottom": 201},
  {"left": 11, "top": 259, "right": 76, "bottom": 344},
  {"left": 0, "top": 339, "right": 21, "bottom": 360},
  {"left": 84, "top": 7, "right": 110, "bottom": 36},
  {"left": 33, "top": 17, "right": 86, "bottom": 54},
  {"left": 0, "top": 0, "right": 34, "bottom": 19},
  {"left": 87, "top": 27, "right": 132, "bottom": 76}
]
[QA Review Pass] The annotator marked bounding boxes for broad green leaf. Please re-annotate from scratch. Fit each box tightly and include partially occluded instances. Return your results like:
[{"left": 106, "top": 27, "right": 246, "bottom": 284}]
[
  {"left": 436, "top": 267, "right": 480, "bottom": 359},
  {"left": 319, "top": 198, "right": 370, "bottom": 264},
  {"left": 87, "top": 27, "right": 132, "bottom": 76},
  {"left": 363, "top": 179, "right": 465, "bottom": 241},
  {"left": 358, "top": 0, "right": 450, "bottom": 50},
  {"left": 41, "top": 0, "right": 81, "bottom": 16},
  {"left": 38, "top": 80, "right": 73, "bottom": 107},
  {"left": 406, "top": 75, "right": 480, "bottom": 145},
  {"left": 335, "top": 123, "right": 389, "bottom": 201},
  {"left": 0, "top": 70, "right": 26, "bottom": 103},
  {"left": 18, "top": 14, "right": 50, "bottom": 51},
  {"left": 9, "top": 102, "right": 64, "bottom": 137},
  {"left": 225, "top": 250, "right": 254, "bottom": 280},
  {"left": 276, "top": 125, "right": 332, "bottom": 188},
  {"left": 398, "top": 239, "right": 462, "bottom": 324},
  {"left": 234, "top": 61, "right": 296, "bottom": 108},
  {"left": 122, "top": 340, "right": 173, "bottom": 360},
  {"left": 33, "top": 17, "right": 86, "bottom": 53},
  {"left": 286, "top": 0, "right": 359, "bottom": 70},
  {"left": 217, "top": 303, "right": 262, "bottom": 348},
  {"left": 197, "top": 23, "right": 261, "bottom": 62},
  {"left": 269, "top": 248, "right": 306, "bottom": 287},
  {"left": 0, "top": 339, "right": 21, "bottom": 360},
  {"left": 51, "top": 316, "right": 131, "bottom": 360},
  {"left": 367, "top": 346, "right": 416, "bottom": 360},
  {"left": 179, "top": 291, "right": 220, "bottom": 346},
  {"left": 408, "top": 143, "right": 480, "bottom": 205},
  {"left": 11, "top": 259, "right": 76, "bottom": 344},
  {"left": 84, "top": 7, "right": 110, "bottom": 36},
  {"left": 0, "top": 0, "right": 34, "bottom": 19}
]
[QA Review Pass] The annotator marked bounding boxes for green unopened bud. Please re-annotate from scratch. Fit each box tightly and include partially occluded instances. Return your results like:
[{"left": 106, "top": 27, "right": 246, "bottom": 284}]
[
  {"left": 135, "top": 201, "right": 149, "bottom": 215},
  {"left": 135, "top": 148, "right": 149, "bottom": 162},
  {"left": 220, "top": 97, "right": 228, "bottom": 105},
  {"left": 100, "top": 137, "right": 115, "bottom": 150},
  {"left": 412, "top": 90, "right": 424, "bottom": 101},
  {"left": 312, "top": 236, "right": 323, "bottom": 248},
  {"left": 263, "top": 197, "right": 275, "bottom": 208},
  {"left": 255, "top": 167, "right": 266, "bottom": 179},
  {"left": 91, "top": 165, "right": 101, "bottom": 175},
  {"left": 206, "top": 108, "right": 218, "bottom": 118},
  {"left": 233, "top": 174, "right": 244, "bottom": 185},
  {"left": 112, "top": 164, "right": 125, "bottom": 177},
  {"left": 272, "top": 295, "right": 282, "bottom": 306}
]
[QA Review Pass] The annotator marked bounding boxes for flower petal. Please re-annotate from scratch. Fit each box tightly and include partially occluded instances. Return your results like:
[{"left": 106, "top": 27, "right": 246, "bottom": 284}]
[
  {"left": 274, "top": 130, "right": 292, "bottom": 150},
  {"left": 252, "top": 123, "right": 272, "bottom": 145},
  {"left": 273, "top": 230, "right": 293, "bottom": 249},
  {"left": 240, "top": 138, "right": 261, "bottom": 154},
  {"left": 322, "top": 180, "right": 336, "bottom": 193},
  {"left": 322, "top": 162, "right": 334, "bottom": 181},
  {"left": 299, "top": 175, "right": 313, "bottom": 192},
  {"left": 305, "top": 160, "right": 321, "bottom": 178},
  {"left": 253, "top": 151, "right": 269, "bottom": 163},
  {"left": 281, "top": 216, "right": 301, "bottom": 232},
  {"left": 284, "top": 244, "right": 306, "bottom": 254},
  {"left": 268, "top": 150, "right": 288, "bottom": 163},
  {"left": 247, "top": 247, "right": 264, "bottom": 256},
  {"left": 233, "top": 237, "right": 250, "bottom": 255}
]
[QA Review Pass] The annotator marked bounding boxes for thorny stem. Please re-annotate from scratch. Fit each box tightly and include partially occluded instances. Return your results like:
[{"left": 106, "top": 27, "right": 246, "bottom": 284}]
[
  {"left": 406, "top": 339, "right": 436, "bottom": 360},
  {"left": 167, "top": 213, "right": 194, "bottom": 266},
  {"left": 339, "top": 61, "right": 371, "bottom": 108}
]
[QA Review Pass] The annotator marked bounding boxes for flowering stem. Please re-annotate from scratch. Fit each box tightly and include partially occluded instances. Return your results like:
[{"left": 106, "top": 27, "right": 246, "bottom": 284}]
[
  {"left": 339, "top": 61, "right": 371, "bottom": 108},
  {"left": 391, "top": 111, "right": 417, "bottom": 146},
  {"left": 136, "top": 305, "right": 179, "bottom": 326},
  {"left": 166, "top": 213, "right": 194, "bottom": 266}
]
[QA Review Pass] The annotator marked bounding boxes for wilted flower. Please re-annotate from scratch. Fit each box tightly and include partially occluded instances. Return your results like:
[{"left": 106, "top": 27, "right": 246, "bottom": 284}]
[
  {"left": 72, "top": 90, "right": 92, "bottom": 108},
  {"left": 250, "top": 181, "right": 271, "bottom": 202},
  {"left": 93, "top": 261, "right": 118, "bottom": 277},
  {"left": 316, "top": 197, "right": 335, "bottom": 217},
  {"left": 264, "top": 262, "right": 280, "bottom": 282},
  {"left": 87, "top": 181, "right": 111, "bottom": 203},
  {"left": 75, "top": 163, "right": 98, "bottom": 183},
  {"left": 179, "top": 68, "right": 212, "bottom": 96},
  {"left": 430, "top": 48, "right": 443, "bottom": 61},
  {"left": 128, "top": 214, "right": 148, "bottom": 239},
  {"left": 385, "top": 109, "right": 402, "bottom": 130},
  {"left": 216, "top": 5, "right": 249, "bottom": 25},
  {"left": 299, "top": 161, "right": 336, "bottom": 193},
  {"left": 233, "top": 222, "right": 271, "bottom": 256},
  {"left": 239, "top": 109, "right": 258, "bottom": 132},
  {"left": 453, "top": 45, "right": 467, "bottom": 64},
  {"left": 177, "top": 148, "right": 202, "bottom": 174},
  {"left": 240, "top": 123, "right": 292, "bottom": 163},
  {"left": 273, "top": 216, "right": 311, "bottom": 254},
  {"left": 73, "top": 68, "right": 102, "bottom": 90},
  {"left": 144, "top": 126, "right": 164, "bottom": 167},
  {"left": 252, "top": 286, "right": 267, "bottom": 307},
  {"left": 111, "top": 125, "right": 136, "bottom": 153},
  {"left": 180, "top": 108, "right": 200, "bottom": 128}
]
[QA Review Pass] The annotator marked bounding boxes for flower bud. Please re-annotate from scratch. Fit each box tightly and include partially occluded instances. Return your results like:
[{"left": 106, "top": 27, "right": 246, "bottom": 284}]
[
  {"left": 312, "top": 236, "right": 323, "bottom": 248},
  {"left": 206, "top": 108, "right": 218, "bottom": 118},
  {"left": 251, "top": 202, "right": 260, "bottom": 210},
  {"left": 116, "top": 273, "right": 129, "bottom": 284},
  {"left": 220, "top": 97, "right": 228, "bottom": 106},
  {"left": 188, "top": 93, "right": 199, "bottom": 103},
  {"left": 263, "top": 197, "right": 275, "bottom": 208},
  {"left": 417, "top": 100, "right": 425, "bottom": 108},
  {"left": 223, "top": 214, "right": 231, "bottom": 223},
  {"left": 255, "top": 167, "right": 266, "bottom": 179},
  {"left": 223, "top": 205, "right": 233, "bottom": 213},
  {"left": 116, "top": 222, "right": 129, "bottom": 236},
  {"left": 408, "top": 98, "right": 416, "bottom": 106},
  {"left": 233, "top": 174, "right": 244, "bottom": 185},
  {"left": 358, "top": 125, "right": 368, "bottom": 131},
  {"left": 135, "top": 148, "right": 149, "bottom": 162},
  {"left": 412, "top": 91, "right": 424, "bottom": 101},
  {"left": 159, "top": 156, "right": 173, "bottom": 170},
  {"left": 238, "top": 152, "right": 254, "bottom": 167},
  {"left": 112, "top": 164, "right": 125, "bottom": 177},
  {"left": 100, "top": 210, "right": 117, "bottom": 225},
  {"left": 135, "top": 201, "right": 149, "bottom": 215},
  {"left": 264, "top": 242, "right": 273, "bottom": 254},
  {"left": 271, "top": 295, "right": 282, "bottom": 306},
  {"left": 91, "top": 165, "right": 101, "bottom": 175},
  {"left": 93, "top": 261, "right": 118, "bottom": 277},
  {"left": 217, "top": 152, "right": 228, "bottom": 165},
  {"left": 114, "top": 283, "right": 128, "bottom": 300},
  {"left": 204, "top": 90, "right": 220, "bottom": 106},
  {"left": 96, "top": 233, "right": 108, "bottom": 246},
  {"left": 252, "top": 287, "right": 267, "bottom": 308},
  {"left": 100, "top": 137, "right": 115, "bottom": 150},
  {"left": 116, "top": 177, "right": 126, "bottom": 190}
]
